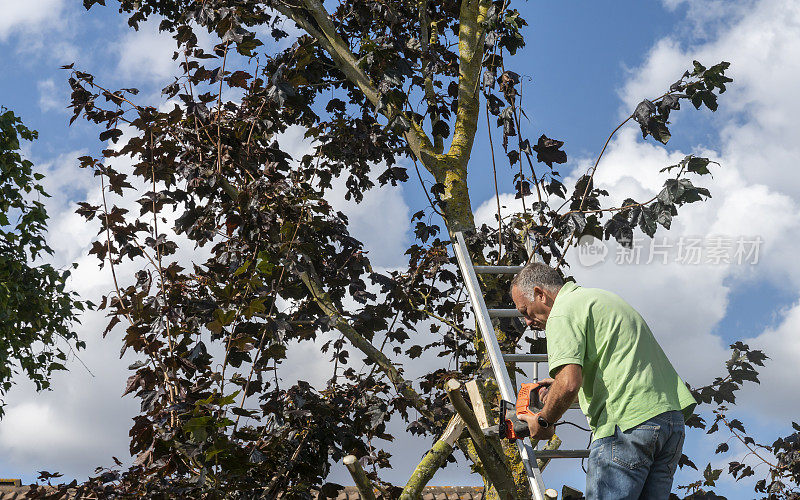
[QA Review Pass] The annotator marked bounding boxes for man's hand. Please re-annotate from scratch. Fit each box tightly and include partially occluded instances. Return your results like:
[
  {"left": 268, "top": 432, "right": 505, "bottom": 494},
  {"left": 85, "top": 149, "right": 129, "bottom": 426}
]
[
  {"left": 536, "top": 364, "right": 582, "bottom": 430},
  {"left": 536, "top": 378, "right": 554, "bottom": 406},
  {"left": 518, "top": 412, "right": 555, "bottom": 441}
]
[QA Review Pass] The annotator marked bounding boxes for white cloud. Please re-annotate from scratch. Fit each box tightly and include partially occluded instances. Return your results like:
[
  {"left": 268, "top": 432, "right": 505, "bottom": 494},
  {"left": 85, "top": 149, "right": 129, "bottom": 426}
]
[
  {"left": 660, "top": 0, "right": 758, "bottom": 41},
  {"left": 745, "top": 300, "right": 800, "bottom": 419},
  {"left": 625, "top": 0, "right": 800, "bottom": 197},
  {"left": 114, "top": 22, "right": 180, "bottom": 85},
  {"left": 113, "top": 20, "right": 220, "bottom": 89},
  {"left": 276, "top": 125, "right": 412, "bottom": 268},
  {"left": 0, "top": 314, "right": 139, "bottom": 476},
  {"left": 0, "top": 0, "right": 66, "bottom": 40},
  {"left": 0, "top": 0, "right": 79, "bottom": 63},
  {"left": 330, "top": 176, "right": 411, "bottom": 267},
  {"left": 37, "top": 79, "right": 67, "bottom": 114}
]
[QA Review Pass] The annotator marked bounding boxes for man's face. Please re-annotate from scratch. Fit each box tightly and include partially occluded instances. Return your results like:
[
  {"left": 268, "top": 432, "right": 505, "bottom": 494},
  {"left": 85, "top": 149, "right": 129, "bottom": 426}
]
[{"left": 511, "top": 285, "right": 555, "bottom": 330}]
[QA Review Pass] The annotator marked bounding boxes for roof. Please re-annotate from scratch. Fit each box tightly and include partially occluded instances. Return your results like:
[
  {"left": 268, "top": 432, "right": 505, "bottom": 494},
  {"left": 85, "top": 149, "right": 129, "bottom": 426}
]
[
  {"left": 328, "top": 486, "right": 484, "bottom": 499},
  {"left": 0, "top": 485, "right": 30, "bottom": 500}
]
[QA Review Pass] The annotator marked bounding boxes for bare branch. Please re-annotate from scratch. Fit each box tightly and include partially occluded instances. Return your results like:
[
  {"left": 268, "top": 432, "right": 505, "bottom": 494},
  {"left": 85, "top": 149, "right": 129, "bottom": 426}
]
[
  {"left": 400, "top": 415, "right": 466, "bottom": 499},
  {"left": 299, "top": 265, "right": 435, "bottom": 422},
  {"left": 343, "top": 455, "right": 376, "bottom": 500},
  {"left": 536, "top": 435, "right": 562, "bottom": 472}
]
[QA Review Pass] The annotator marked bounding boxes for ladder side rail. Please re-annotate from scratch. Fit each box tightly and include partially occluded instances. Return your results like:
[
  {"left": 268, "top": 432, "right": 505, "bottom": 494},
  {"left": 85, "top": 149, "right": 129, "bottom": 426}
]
[
  {"left": 452, "top": 234, "right": 516, "bottom": 401},
  {"left": 452, "top": 232, "right": 547, "bottom": 500}
]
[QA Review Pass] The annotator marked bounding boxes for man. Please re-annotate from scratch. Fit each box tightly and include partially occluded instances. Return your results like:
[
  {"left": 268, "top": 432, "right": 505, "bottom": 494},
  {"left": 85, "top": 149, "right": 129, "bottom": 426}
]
[{"left": 509, "top": 262, "right": 696, "bottom": 500}]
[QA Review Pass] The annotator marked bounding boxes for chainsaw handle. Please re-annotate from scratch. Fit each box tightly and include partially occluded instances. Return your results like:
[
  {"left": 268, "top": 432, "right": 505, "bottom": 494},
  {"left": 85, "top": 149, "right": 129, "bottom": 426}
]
[
  {"left": 517, "top": 382, "right": 548, "bottom": 416},
  {"left": 495, "top": 381, "right": 555, "bottom": 440},
  {"left": 506, "top": 414, "right": 531, "bottom": 439}
]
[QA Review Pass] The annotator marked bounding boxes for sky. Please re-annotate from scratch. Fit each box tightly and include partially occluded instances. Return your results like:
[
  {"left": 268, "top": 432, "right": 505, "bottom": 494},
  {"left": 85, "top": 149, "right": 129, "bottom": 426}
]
[{"left": 1, "top": 0, "right": 799, "bottom": 498}]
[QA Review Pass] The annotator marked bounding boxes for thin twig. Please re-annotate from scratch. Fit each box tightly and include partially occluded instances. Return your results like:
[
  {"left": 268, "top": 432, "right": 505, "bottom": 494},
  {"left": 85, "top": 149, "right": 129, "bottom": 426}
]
[
  {"left": 148, "top": 130, "right": 178, "bottom": 420},
  {"left": 718, "top": 415, "right": 781, "bottom": 470},
  {"left": 220, "top": 244, "right": 260, "bottom": 395},
  {"left": 412, "top": 156, "right": 444, "bottom": 217},
  {"left": 553, "top": 90, "right": 677, "bottom": 268},
  {"left": 485, "top": 99, "right": 503, "bottom": 260},
  {"left": 216, "top": 40, "right": 230, "bottom": 174},
  {"left": 99, "top": 174, "right": 134, "bottom": 327}
]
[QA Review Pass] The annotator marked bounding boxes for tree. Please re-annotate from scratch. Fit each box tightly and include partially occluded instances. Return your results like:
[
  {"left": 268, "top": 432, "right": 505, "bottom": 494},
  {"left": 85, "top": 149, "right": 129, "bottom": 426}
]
[
  {"left": 0, "top": 109, "right": 88, "bottom": 417},
  {"left": 674, "top": 342, "right": 800, "bottom": 500},
  {"left": 32, "top": 0, "right": 797, "bottom": 498}
]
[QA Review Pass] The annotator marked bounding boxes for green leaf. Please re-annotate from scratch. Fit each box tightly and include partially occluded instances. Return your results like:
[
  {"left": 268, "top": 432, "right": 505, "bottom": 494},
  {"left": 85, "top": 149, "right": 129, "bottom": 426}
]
[
  {"left": 218, "top": 391, "right": 240, "bottom": 406},
  {"left": 702, "top": 463, "right": 722, "bottom": 486},
  {"left": 687, "top": 156, "right": 713, "bottom": 175},
  {"left": 185, "top": 416, "right": 212, "bottom": 442},
  {"left": 233, "top": 261, "right": 251, "bottom": 276}
]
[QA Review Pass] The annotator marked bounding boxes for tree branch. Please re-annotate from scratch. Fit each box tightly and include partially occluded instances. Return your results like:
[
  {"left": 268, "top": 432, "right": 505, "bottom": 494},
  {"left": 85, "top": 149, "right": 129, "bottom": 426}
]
[
  {"left": 419, "top": 0, "right": 444, "bottom": 154},
  {"left": 535, "top": 435, "right": 562, "bottom": 472},
  {"left": 400, "top": 415, "right": 466, "bottom": 499},
  {"left": 447, "top": 0, "right": 491, "bottom": 163},
  {"left": 298, "top": 265, "right": 435, "bottom": 422},
  {"left": 343, "top": 455, "right": 377, "bottom": 500},
  {"left": 273, "top": 0, "right": 438, "bottom": 173},
  {"left": 446, "top": 379, "right": 519, "bottom": 499}
]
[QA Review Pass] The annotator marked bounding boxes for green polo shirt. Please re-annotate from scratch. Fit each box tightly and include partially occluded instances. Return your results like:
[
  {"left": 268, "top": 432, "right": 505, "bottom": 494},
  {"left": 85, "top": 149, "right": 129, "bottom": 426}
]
[{"left": 545, "top": 282, "right": 696, "bottom": 439}]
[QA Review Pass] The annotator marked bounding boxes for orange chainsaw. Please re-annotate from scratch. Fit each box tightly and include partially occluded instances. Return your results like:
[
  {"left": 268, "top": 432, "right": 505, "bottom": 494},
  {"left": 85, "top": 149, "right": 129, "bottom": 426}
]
[{"left": 484, "top": 381, "right": 550, "bottom": 440}]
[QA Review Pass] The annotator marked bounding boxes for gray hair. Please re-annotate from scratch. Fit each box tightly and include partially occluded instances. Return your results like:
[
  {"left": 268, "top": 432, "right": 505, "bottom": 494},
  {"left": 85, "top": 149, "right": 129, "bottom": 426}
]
[{"left": 510, "top": 262, "right": 564, "bottom": 299}]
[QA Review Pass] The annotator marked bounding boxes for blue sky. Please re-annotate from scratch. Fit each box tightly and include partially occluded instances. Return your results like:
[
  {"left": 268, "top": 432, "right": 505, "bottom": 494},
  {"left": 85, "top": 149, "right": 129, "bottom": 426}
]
[{"left": 1, "top": 0, "right": 799, "bottom": 498}]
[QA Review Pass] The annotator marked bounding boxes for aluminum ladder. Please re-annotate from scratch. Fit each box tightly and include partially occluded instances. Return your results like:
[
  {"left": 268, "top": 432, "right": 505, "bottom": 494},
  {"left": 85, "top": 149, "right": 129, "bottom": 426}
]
[{"left": 452, "top": 232, "right": 589, "bottom": 499}]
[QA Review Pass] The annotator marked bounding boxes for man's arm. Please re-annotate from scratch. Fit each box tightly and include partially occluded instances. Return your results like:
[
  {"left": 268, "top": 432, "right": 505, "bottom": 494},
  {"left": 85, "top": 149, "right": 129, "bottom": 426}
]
[
  {"left": 540, "top": 364, "right": 582, "bottom": 424},
  {"left": 519, "top": 364, "right": 582, "bottom": 439}
]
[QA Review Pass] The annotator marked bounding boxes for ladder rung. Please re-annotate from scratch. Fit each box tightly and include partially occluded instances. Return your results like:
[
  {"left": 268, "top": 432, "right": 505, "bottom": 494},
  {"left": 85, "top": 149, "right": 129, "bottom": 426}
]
[
  {"left": 535, "top": 449, "right": 590, "bottom": 459},
  {"left": 487, "top": 308, "right": 523, "bottom": 318},
  {"left": 503, "top": 354, "right": 547, "bottom": 363},
  {"left": 474, "top": 265, "right": 524, "bottom": 274}
]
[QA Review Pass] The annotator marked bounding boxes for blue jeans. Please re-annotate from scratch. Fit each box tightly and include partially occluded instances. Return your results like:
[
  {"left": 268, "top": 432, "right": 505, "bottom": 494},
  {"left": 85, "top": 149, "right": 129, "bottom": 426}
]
[{"left": 586, "top": 410, "right": 685, "bottom": 500}]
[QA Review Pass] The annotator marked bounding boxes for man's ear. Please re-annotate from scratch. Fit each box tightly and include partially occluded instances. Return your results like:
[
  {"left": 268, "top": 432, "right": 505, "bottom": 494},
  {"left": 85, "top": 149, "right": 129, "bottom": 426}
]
[{"left": 532, "top": 286, "right": 544, "bottom": 302}]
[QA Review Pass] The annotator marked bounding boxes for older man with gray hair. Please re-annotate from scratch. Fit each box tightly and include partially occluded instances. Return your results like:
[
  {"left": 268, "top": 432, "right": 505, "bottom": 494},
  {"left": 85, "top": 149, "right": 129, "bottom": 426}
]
[{"left": 509, "top": 262, "right": 695, "bottom": 500}]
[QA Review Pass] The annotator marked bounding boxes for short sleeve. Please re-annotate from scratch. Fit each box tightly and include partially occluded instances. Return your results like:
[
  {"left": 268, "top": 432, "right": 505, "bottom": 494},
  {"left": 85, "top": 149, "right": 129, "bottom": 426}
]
[{"left": 545, "top": 314, "right": 586, "bottom": 377}]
